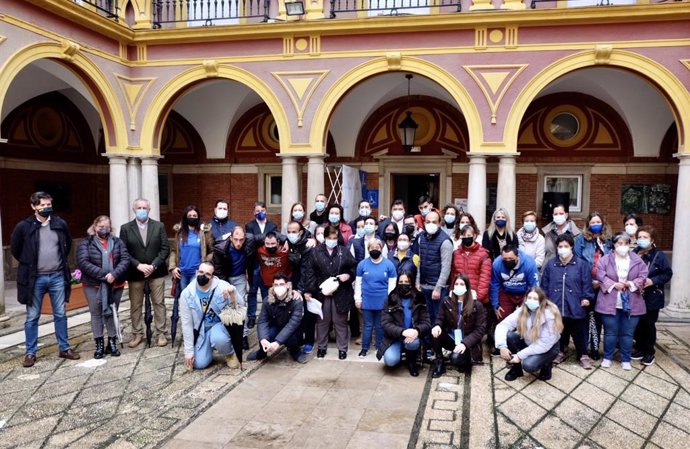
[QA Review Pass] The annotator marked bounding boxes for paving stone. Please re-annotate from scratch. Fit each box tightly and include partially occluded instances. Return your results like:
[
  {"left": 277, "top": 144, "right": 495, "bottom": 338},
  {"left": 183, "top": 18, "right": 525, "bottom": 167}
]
[
  {"left": 288, "top": 424, "right": 355, "bottom": 449},
  {"left": 520, "top": 379, "right": 567, "bottom": 410},
  {"left": 588, "top": 417, "right": 645, "bottom": 449},
  {"left": 529, "top": 414, "right": 582, "bottom": 449},
  {"left": 671, "top": 388, "right": 690, "bottom": 409},
  {"left": 173, "top": 418, "right": 243, "bottom": 445},
  {"left": 344, "top": 430, "right": 409, "bottom": 449},
  {"left": 415, "top": 428, "right": 453, "bottom": 445},
  {"left": 427, "top": 419, "right": 457, "bottom": 432},
  {"left": 496, "top": 393, "right": 548, "bottom": 431},
  {"left": 650, "top": 421, "right": 690, "bottom": 449},
  {"left": 585, "top": 369, "right": 629, "bottom": 397},
  {"left": 619, "top": 383, "right": 670, "bottom": 417},
  {"left": 632, "top": 370, "right": 679, "bottom": 399},
  {"left": 661, "top": 402, "right": 690, "bottom": 431},
  {"left": 357, "top": 407, "right": 416, "bottom": 434},
  {"left": 553, "top": 397, "right": 601, "bottom": 435},
  {"left": 230, "top": 421, "right": 302, "bottom": 448},
  {"left": 545, "top": 366, "right": 584, "bottom": 394},
  {"left": 605, "top": 399, "right": 657, "bottom": 439},
  {"left": 569, "top": 381, "right": 616, "bottom": 414}
]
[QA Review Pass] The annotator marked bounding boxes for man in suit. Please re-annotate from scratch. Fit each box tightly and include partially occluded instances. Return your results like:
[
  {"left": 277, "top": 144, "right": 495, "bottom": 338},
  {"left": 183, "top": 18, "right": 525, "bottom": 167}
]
[
  {"left": 245, "top": 201, "right": 277, "bottom": 329},
  {"left": 119, "top": 198, "right": 171, "bottom": 348}
]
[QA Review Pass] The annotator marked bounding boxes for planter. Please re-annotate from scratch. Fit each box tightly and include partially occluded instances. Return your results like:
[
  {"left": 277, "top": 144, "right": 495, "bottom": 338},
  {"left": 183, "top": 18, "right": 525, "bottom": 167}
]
[{"left": 41, "top": 283, "right": 89, "bottom": 314}]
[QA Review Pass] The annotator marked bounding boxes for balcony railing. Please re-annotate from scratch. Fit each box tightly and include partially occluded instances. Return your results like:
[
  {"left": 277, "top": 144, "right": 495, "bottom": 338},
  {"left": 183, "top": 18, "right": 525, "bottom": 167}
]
[
  {"left": 73, "top": 0, "right": 119, "bottom": 20},
  {"left": 152, "top": 0, "right": 270, "bottom": 27},
  {"left": 329, "top": 0, "right": 462, "bottom": 18}
]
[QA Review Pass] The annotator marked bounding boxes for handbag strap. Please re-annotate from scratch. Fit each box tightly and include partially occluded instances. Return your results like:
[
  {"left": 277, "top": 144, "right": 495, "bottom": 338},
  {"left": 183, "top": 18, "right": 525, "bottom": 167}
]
[{"left": 195, "top": 287, "right": 217, "bottom": 339}]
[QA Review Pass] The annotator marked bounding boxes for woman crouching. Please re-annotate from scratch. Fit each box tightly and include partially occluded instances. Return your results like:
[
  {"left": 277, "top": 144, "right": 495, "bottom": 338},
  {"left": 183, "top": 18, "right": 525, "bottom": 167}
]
[
  {"left": 431, "top": 274, "right": 487, "bottom": 378},
  {"left": 376, "top": 272, "right": 430, "bottom": 376},
  {"left": 495, "top": 287, "right": 563, "bottom": 381}
]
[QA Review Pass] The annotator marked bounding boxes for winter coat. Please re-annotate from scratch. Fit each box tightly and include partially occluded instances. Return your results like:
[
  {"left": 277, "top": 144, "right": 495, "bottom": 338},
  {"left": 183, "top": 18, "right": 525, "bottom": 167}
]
[
  {"left": 179, "top": 276, "right": 233, "bottom": 356},
  {"left": 540, "top": 255, "right": 594, "bottom": 319},
  {"left": 595, "top": 252, "right": 648, "bottom": 316},
  {"left": 76, "top": 235, "right": 131, "bottom": 286},
  {"left": 119, "top": 218, "right": 170, "bottom": 281},
  {"left": 287, "top": 230, "right": 313, "bottom": 293},
  {"left": 257, "top": 286, "right": 304, "bottom": 345},
  {"left": 301, "top": 243, "right": 356, "bottom": 314},
  {"left": 481, "top": 229, "right": 517, "bottom": 261},
  {"left": 450, "top": 242, "right": 492, "bottom": 304},
  {"left": 376, "top": 290, "right": 431, "bottom": 360},
  {"left": 495, "top": 306, "right": 561, "bottom": 360},
  {"left": 633, "top": 246, "right": 673, "bottom": 311},
  {"left": 542, "top": 220, "right": 581, "bottom": 263},
  {"left": 435, "top": 296, "right": 487, "bottom": 362},
  {"left": 489, "top": 249, "right": 539, "bottom": 310},
  {"left": 10, "top": 215, "right": 72, "bottom": 305},
  {"left": 516, "top": 228, "right": 546, "bottom": 269},
  {"left": 417, "top": 230, "right": 453, "bottom": 290},
  {"left": 168, "top": 223, "right": 215, "bottom": 272},
  {"left": 574, "top": 234, "right": 612, "bottom": 272},
  {"left": 211, "top": 233, "right": 261, "bottom": 282},
  {"left": 208, "top": 216, "right": 238, "bottom": 242}
]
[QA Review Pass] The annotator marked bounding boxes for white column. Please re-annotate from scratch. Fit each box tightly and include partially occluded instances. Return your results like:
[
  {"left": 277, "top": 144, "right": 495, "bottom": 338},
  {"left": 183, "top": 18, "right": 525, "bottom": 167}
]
[
  {"left": 141, "top": 157, "right": 161, "bottom": 221},
  {"left": 467, "top": 154, "right": 487, "bottom": 233},
  {"left": 127, "top": 157, "right": 141, "bottom": 220},
  {"left": 496, "top": 154, "right": 518, "bottom": 227},
  {"left": 306, "top": 154, "right": 325, "bottom": 205},
  {"left": 281, "top": 156, "right": 300, "bottom": 225},
  {"left": 108, "top": 155, "right": 129, "bottom": 237},
  {"left": 0, "top": 207, "right": 8, "bottom": 322},
  {"left": 667, "top": 154, "right": 690, "bottom": 318}
]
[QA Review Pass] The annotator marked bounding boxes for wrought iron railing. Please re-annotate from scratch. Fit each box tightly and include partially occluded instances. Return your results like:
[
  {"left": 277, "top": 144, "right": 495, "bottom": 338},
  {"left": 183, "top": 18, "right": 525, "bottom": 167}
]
[
  {"left": 73, "top": 0, "right": 119, "bottom": 21},
  {"left": 329, "top": 0, "right": 461, "bottom": 18},
  {"left": 530, "top": 0, "right": 620, "bottom": 8},
  {"left": 152, "top": 0, "right": 270, "bottom": 27}
]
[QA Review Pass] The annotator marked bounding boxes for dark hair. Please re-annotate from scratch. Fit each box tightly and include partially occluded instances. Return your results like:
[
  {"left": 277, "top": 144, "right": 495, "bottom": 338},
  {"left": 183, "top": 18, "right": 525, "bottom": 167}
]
[
  {"left": 460, "top": 224, "right": 475, "bottom": 236},
  {"left": 287, "top": 220, "right": 305, "bottom": 233},
  {"left": 254, "top": 201, "right": 266, "bottom": 209},
  {"left": 30, "top": 191, "right": 52, "bottom": 206},
  {"left": 553, "top": 203, "right": 569, "bottom": 214},
  {"left": 324, "top": 225, "right": 340, "bottom": 239},
  {"left": 418, "top": 195, "right": 431, "bottom": 206},
  {"left": 328, "top": 203, "right": 345, "bottom": 224},
  {"left": 391, "top": 199, "right": 405, "bottom": 211},
  {"left": 264, "top": 231, "right": 278, "bottom": 240},
  {"left": 457, "top": 212, "right": 480, "bottom": 240},
  {"left": 214, "top": 199, "right": 228, "bottom": 207},
  {"left": 363, "top": 215, "right": 377, "bottom": 225},
  {"left": 452, "top": 273, "right": 475, "bottom": 326},
  {"left": 501, "top": 244, "right": 519, "bottom": 256},
  {"left": 555, "top": 233, "right": 575, "bottom": 248},
  {"left": 354, "top": 216, "right": 366, "bottom": 227},
  {"left": 180, "top": 205, "right": 201, "bottom": 243},
  {"left": 624, "top": 213, "right": 643, "bottom": 226},
  {"left": 273, "top": 272, "right": 290, "bottom": 283},
  {"left": 383, "top": 223, "right": 399, "bottom": 242},
  {"left": 637, "top": 225, "right": 656, "bottom": 242},
  {"left": 358, "top": 200, "right": 371, "bottom": 208},
  {"left": 582, "top": 211, "right": 611, "bottom": 240}
]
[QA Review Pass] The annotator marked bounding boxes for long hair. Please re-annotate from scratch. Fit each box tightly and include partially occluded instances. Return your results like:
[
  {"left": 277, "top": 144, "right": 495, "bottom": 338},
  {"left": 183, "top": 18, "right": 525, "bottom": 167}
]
[
  {"left": 516, "top": 287, "right": 564, "bottom": 342},
  {"left": 485, "top": 208, "right": 515, "bottom": 241},
  {"left": 179, "top": 205, "right": 201, "bottom": 243},
  {"left": 451, "top": 274, "right": 475, "bottom": 327},
  {"left": 443, "top": 203, "right": 459, "bottom": 231},
  {"left": 86, "top": 215, "right": 111, "bottom": 236},
  {"left": 581, "top": 211, "right": 612, "bottom": 241},
  {"left": 457, "top": 212, "right": 480, "bottom": 241}
]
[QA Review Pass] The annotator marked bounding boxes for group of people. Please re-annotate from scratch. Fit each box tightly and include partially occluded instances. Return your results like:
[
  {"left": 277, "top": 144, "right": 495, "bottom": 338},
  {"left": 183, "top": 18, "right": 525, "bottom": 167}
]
[{"left": 12, "top": 191, "right": 672, "bottom": 383}]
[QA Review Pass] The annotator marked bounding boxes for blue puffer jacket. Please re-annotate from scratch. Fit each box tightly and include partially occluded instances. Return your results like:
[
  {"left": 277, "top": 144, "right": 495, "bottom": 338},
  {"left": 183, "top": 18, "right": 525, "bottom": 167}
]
[
  {"left": 540, "top": 255, "right": 594, "bottom": 319},
  {"left": 418, "top": 230, "right": 451, "bottom": 287},
  {"left": 634, "top": 246, "right": 673, "bottom": 311}
]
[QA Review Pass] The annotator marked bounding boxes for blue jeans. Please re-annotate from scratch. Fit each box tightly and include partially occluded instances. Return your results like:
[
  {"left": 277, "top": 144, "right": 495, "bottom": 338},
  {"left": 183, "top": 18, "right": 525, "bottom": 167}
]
[
  {"left": 507, "top": 331, "right": 559, "bottom": 373},
  {"left": 25, "top": 272, "right": 70, "bottom": 354},
  {"left": 247, "top": 266, "right": 268, "bottom": 319},
  {"left": 194, "top": 322, "right": 234, "bottom": 369},
  {"left": 361, "top": 309, "right": 383, "bottom": 351},
  {"left": 600, "top": 310, "right": 640, "bottom": 363},
  {"left": 383, "top": 339, "right": 421, "bottom": 367},
  {"left": 422, "top": 287, "right": 448, "bottom": 346},
  {"left": 179, "top": 272, "right": 196, "bottom": 292}
]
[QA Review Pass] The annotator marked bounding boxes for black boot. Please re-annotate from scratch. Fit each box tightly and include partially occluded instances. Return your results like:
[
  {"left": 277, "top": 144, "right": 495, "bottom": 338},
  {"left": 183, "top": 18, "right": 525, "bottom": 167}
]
[
  {"left": 243, "top": 336, "right": 250, "bottom": 350},
  {"left": 504, "top": 363, "right": 524, "bottom": 381},
  {"left": 406, "top": 350, "right": 419, "bottom": 377},
  {"left": 107, "top": 337, "right": 121, "bottom": 357},
  {"left": 432, "top": 358, "right": 446, "bottom": 378},
  {"left": 94, "top": 337, "right": 105, "bottom": 359},
  {"left": 538, "top": 363, "right": 552, "bottom": 381}
]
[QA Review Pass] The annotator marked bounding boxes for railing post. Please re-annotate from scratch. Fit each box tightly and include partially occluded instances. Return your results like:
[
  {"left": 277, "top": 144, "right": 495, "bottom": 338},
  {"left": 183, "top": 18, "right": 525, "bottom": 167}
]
[{"left": 131, "top": 0, "right": 154, "bottom": 29}]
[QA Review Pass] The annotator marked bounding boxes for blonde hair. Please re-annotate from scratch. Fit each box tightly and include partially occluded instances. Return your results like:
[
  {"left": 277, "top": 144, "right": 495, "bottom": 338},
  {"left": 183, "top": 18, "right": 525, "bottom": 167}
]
[
  {"left": 486, "top": 208, "right": 515, "bottom": 240},
  {"left": 516, "top": 287, "right": 564, "bottom": 342},
  {"left": 86, "top": 215, "right": 112, "bottom": 236}
]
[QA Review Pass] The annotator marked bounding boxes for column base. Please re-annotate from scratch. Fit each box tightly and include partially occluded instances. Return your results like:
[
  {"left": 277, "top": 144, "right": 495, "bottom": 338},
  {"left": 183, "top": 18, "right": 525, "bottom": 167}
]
[
  {"left": 659, "top": 307, "right": 690, "bottom": 322},
  {"left": 0, "top": 314, "right": 9, "bottom": 323}
]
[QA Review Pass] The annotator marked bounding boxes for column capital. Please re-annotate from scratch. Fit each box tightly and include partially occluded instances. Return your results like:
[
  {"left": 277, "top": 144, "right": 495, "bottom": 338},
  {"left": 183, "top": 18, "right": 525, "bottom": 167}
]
[
  {"left": 140, "top": 156, "right": 162, "bottom": 165},
  {"left": 104, "top": 153, "right": 128, "bottom": 161},
  {"left": 497, "top": 153, "right": 520, "bottom": 159},
  {"left": 279, "top": 154, "right": 298, "bottom": 162},
  {"left": 673, "top": 152, "right": 690, "bottom": 162}
]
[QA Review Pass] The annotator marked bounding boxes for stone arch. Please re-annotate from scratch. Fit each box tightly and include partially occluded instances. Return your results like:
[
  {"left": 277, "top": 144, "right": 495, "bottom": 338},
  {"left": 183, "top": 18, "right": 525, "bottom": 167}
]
[{"left": 504, "top": 49, "right": 690, "bottom": 154}]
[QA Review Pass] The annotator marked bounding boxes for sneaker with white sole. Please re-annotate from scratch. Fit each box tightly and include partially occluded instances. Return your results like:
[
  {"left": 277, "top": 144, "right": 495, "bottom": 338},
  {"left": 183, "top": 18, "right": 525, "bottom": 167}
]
[
  {"left": 601, "top": 359, "right": 612, "bottom": 368},
  {"left": 641, "top": 354, "right": 655, "bottom": 366},
  {"left": 621, "top": 361, "right": 632, "bottom": 371}
]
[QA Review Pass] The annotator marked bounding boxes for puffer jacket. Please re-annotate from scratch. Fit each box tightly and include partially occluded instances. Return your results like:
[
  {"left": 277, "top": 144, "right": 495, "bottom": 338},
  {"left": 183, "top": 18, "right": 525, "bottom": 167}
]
[
  {"left": 301, "top": 243, "right": 356, "bottom": 314},
  {"left": 450, "top": 243, "right": 492, "bottom": 304},
  {"left": 376, "top": 290, "right": 431, "bottom": 360},
  {"left": 257, "top": 285, "right": 304, "bottom": 345},
  {"left": 633, "top": 246, "right": 673, "bottom": 311},
  {"left": 76, "top": 235, "right": 131, "bottom": 286},
  {"left": 435, "top": 296, "right": 487, "bottom": 363}
]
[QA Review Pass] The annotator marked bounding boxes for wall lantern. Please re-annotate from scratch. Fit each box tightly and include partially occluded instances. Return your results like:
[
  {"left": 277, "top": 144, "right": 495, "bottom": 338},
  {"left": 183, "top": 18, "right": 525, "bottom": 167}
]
[
  {"left": 398, "top": 74, "right": 418, "bottom": 151},
  {"left": 285, "top": 1, "right": 305, "bottom": 16}
]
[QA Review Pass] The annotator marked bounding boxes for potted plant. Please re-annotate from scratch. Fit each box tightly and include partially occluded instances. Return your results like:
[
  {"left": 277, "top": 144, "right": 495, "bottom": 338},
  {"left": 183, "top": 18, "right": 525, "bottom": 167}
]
[{"left": 41, "top": 269, "right": 89, "bottom": 314}]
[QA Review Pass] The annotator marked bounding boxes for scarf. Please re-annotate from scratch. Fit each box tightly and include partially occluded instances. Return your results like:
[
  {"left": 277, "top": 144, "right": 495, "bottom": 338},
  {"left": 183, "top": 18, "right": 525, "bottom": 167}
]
[
  {"left": 95, "top": 237, "right": 115, "bottom": 317},
  {"left": 519, "top": 228, "right": 539, "bottom": 243}
]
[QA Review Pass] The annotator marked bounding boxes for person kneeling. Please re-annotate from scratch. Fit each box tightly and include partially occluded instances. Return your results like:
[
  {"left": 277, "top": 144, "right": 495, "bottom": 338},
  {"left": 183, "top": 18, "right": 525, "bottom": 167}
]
[
  {"left": 495, "top": 287, "right": 563, "bottom": 381},
  {"left": 431, "top": 274, "right": 487, "bottom": 378},
  {"left": 376, "top": 272, "right": 430, "bottom": 377},
  {"left": 180, "top": 262, "right": 241, "bottom": 370},
  {"left": 248, "top": 273, "right": 307, "bottom": 364}
]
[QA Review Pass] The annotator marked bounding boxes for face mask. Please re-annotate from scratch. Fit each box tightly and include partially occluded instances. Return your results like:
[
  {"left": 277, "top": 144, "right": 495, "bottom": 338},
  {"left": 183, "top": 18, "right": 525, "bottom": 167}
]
[
  {"left": 316, "top": 234, "right": 325, "bottom": 244},
  {"left": 384, "top": 232, "right": 397, "bottom": 241},
  {"left": 96, "top": 229, "right": 110, "bottom": 239},
  {"left": 420, "top": 208, "right": 430, "bottom": 217},
  {"left": 453, "top": 285, "right": 467, "bottom": 297},
  {"left": 523, "top": 222, "right": 536, "bottom": 232},
  {"left": 398, "top": 284, "right": 412, "bottom": 296},
  {"left": 625, "top": 224, "right": 638, "bottom": 236},
  {"left": 215, "top": 209, "right": 228, "bottom": 220},
  {"left": 392, "top": 211, "right": 404, "bottom": 221},
  {"left": 359, "top": 208, "right": 371, "bottom": 217},
  {"left": 444, "top": 214, "right": 456, "bottom": 225},
  {"left": 135, "top": 209, "right": 149, "bottom": 221},
  {"left": 356, "top": 228, "right": 366, "bottom": 238},
  {"left": 495, "top": 219, "right": 506, "bottom": 228},
  {"left": 287, "top": 233, "right": 300, "bottom": 244},
  {"left": 404, "top": 224, "right": 416, "bottom": 236},
  {"left": 292, "top": 211, "right": 304, "bottom": 220},
  {"left": 589, "top": 223, "right": 603, "bottom": 234},
  {"left": 397, "top": 241, "right": 410, "bottom": 251},
  {"left": 273, "top": 285, "right": 288, "bottom": 298},
  {"left": 315, "top": 201, "right": 326, "bottom": 212},
  {"left": 187, "top": 218, "right": 200, "bottom": 227},
  {"left": 461, "top": 237, "right": 474, "bottom": 247},
  {"left": 553, "top": 215, "right": 567, "bottom": 226},
  {"left": 266, "top": 246, "right": 278, "bottom": 254},
  {"left": 369, "top": 249, "right": 382, "bottom": 260},
  {"left": 425, "top": 223, "right": 439, "bottom": 235},
  {"left": 256, "top": 211, "right": 266, "bottom": 221},
  {"left": 525, "top": 298, "right": 539, "bottom": 311},
  {"left": 557, "top": 247, "right": 572, "bottom": 259},
  {"left": 636, "top": 239, "right": 651, "bottom": 249},
  {"left": 503, "top": 259, "right": 517, "bottom": 271},
  {"left": 363, "top": 224, "right": 375, "bottom": 235},
  {"left": 325, "top": 239, "right": 338, "bottom": 249},
  {"left": 328, "top": 214, "right": 340, "bottom": 224},
  {"left": 197, "top": 275, "right": 210, "bottom": 286},
  {"left": 615, "top": 245, "right": 630, "bottom": 257}
]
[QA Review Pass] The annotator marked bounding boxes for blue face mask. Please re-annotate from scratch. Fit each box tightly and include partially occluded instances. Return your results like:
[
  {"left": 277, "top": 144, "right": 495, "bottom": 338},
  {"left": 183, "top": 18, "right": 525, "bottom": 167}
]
[
  {"left": 315, "top": 201, "right": 326, "bottom": 212},
  {"left": 135, "top": 209, "right": 149, "bottom": 221},
  {"left": 356, "top": 228, "right": 365, "bottom": 238},
  {"left": 636, "top": 239, "right": 651, "bottom": 249},
  {"left": 589, "top": 224, "right": 603, "bottom": 234},
  {"left": 292, "top": 211, "right": 304, "bottom": 220},
  {"left": 444, "top": 214, "right": 456, "bottom": 225},
  {"left": 363, "top": 224, "right": 375, "bottom": 235},
  {"left": 329, "top": 214, "right": 340, "bottom": 224},
  {"left": 525, "top": 298, "right": 539, "bottom": 311},
  {"left": 523, "top": 222, "right": 536, "bottom": 232},
  {"left": 325, "top": 239, "right": 338, "bottom": 249},
  {"left": 287, "top": 233, "right": 300, "bottom": 244},
  {"left": 495, "top": 219, "right": 507, "bottom": 228},
  {"left": 256, "top": 211, "right": 267, "bottom": 221}
]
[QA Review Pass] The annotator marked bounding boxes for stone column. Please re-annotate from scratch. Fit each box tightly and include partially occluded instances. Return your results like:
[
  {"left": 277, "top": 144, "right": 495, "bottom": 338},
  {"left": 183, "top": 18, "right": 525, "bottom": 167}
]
[
  {"left": 307, "top": 154, "right": 325, "bottom": 206},
  {"left": 141, "top": 157, "right": 161, "bottom": 221},
  {"left": 127, "top": 157, "right": 141, "bottom": 220},
  {"left": 0, "top": 207, "right": 8, "bottom": 322},
  {"left": 496, "top": 154, "right": 518, "bottom": 226},
  {"left": 467, "top": 154, "right": 487, "bottom": 233},
  {"left": 108, "top": 155, "right": 129, "bottom": 237},
  {"left": 281, "top": 156, "right": 300, "bottom": 225},
  {"left": 667, "top": 154, "right": 690, "bottom": 318}
]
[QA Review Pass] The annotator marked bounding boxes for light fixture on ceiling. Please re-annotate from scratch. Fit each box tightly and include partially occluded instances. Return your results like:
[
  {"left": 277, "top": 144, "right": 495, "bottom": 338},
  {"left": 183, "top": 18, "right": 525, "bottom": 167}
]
[{"left": 398, "top": 74, "right": 418, "bottom": 152}]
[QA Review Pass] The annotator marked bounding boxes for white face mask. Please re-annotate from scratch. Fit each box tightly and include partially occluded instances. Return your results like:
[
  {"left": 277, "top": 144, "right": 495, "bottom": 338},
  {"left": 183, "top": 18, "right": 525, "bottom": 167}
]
[
  {"left": 615, "top": 245, "right": 630, "bottom": 257},
  {"left": 453, "top": 285, "right": 467, "bottom": 297},
  {"left": 315, "top": 234, "right": 325, "bottom": 243},
  {"left": 397, "top": 241, "right": 410, "bottom": 251},
  {"left": 325, "top": 239, "right": 338, "bottom": 249},
  {"left": 273, "top": 285, "right": 288, "bottom": 298},
  {"left": 425, "top": 223, "right": 439, "bottom": 235},
  {"left": 625, "top": 224, "right": 638, "bottom": 236},
  {"left": 525, "top": 298, "right": 540, "bottom": 311},
  {"left": 392, "top": 210, "right": 404, "bottom": 221},
  {"left": 557, "top": 247, "right": 572, "bottom": 259},
  {"left": 215, "top": 209, "right": 228, "bottom": 219},
  {"left": 359, "top": 208, "right": 371, "bottom": 217},
  {"left": 553, "top": 215, "right": 567, "bottom": 226}
]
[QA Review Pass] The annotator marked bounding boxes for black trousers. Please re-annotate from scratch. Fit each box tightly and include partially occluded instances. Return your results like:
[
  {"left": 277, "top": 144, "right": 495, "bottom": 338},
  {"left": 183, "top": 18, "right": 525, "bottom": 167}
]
[
  {"left": 560, "top": 316, "right": 588, "bottom": 358},
  {"left": 432, "top": 332, "right": 472, "bottom": 372},
  {"left": 634, "top": 309, "right": 660, "bottom": 356}
]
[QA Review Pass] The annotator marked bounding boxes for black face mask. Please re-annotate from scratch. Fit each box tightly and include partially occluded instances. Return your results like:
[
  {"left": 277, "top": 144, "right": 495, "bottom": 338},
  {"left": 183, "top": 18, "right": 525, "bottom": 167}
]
[
  {"left": 404, "top": 225, "right": 415, "bottom": 236},
  {"left": 398, "top": 284, "right": 412, "bottom": 296},
  {"left": 503, "top": 259, "right": 517, "bottom": 271},
  {"left": 384, "top": 232, "right": 396, "bottom": 241},
  {"left": 461, "top": 237, "right": 474, "bottom": 247},
  {"left": 369, "top": 249, "right": 382, "bottom": 260},
  {"left": 38, "top": 207, "right": 53, "bottom": 218},
  {"left": 197, "top": 275, "right": 210, "bottom": 286},
  {"left": 96, "top": 229, "right": 110, "bottom": 239},
  {"left": 188, "top": 218, "right": 200, "bottom": 227},
  {"left": 266, "top": 246, "right": 278, "bottom": 254}
]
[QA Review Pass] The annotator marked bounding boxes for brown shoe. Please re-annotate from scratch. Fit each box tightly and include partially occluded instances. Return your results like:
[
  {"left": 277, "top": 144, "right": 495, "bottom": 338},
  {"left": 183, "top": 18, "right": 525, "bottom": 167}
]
[
  {"left": 128, "top": 335, "right": 143, "bottom": 348},
  {"left": 553, "top": 351, "right": 566, "bottom": 365},
  {"left": 157, "top": 334, "right": 168, "bottom": 347},
  {"left": 23, "top": 354, "right": 36, "bottom": 368},
  {"left": 58, "top": 349, "right": 81, "bottom": 360},
  {"left": 579, "top": 355, "right": 593, "bottom": 370}
]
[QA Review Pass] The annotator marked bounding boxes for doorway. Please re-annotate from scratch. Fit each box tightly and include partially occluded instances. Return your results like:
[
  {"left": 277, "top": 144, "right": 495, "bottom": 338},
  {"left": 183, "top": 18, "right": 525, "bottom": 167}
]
[{"left": 392, "top": 173, "right": 440, "bottom": 211}]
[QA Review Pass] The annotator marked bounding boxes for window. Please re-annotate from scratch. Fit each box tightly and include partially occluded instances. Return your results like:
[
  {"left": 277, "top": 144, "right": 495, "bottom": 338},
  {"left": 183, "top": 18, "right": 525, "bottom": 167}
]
[
  {"left": 158, "top": 165, "right": 173, "bottom": 214},
  {"left": 544, "top": 175, "right": 583, "bottom": 213},
  {"left": 265, "top": 174, "right": 282, "bottom": 208},
  {"left": 550, "top": 113, "right": 579, "bottom": 141}
]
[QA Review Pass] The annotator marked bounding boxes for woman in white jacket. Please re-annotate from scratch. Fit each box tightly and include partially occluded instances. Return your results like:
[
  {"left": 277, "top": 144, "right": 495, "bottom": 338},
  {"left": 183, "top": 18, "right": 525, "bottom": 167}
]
[
  {"left": 516, "top": 210, "right": 545, "bottom": 270},
  {"left": 495, "top": 287, "right": 563, "bottom": 381}
]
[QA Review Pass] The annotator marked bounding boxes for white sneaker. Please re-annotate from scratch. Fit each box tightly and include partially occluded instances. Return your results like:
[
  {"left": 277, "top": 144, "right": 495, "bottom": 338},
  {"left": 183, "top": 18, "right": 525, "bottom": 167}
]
[
  {"left": 601, "top": 359, "right": 612, "bottom": 368},
  {"left": 621, "top": 362, "right": 632, "bottom": 371}
]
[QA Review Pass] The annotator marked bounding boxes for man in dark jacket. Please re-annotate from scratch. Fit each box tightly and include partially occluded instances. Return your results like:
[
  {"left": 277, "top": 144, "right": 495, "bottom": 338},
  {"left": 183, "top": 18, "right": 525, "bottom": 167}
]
[
  {"left": 245, "top": 201, "right": 278, "bottom": 329},
  {"left": 119, "top": 198, "right": 170, "bottom": 348},
  {"left": 11, "top": 191, "right": 80, "bottom": 367},
  {"left": 247, "top": 273, "right": 306, "bottom": 363}
]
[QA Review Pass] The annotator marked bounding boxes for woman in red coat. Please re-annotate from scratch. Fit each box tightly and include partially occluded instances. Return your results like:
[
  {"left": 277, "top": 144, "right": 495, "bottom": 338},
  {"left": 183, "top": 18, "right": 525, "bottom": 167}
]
[{"left": 451, "top": 225, "right": 492, "bottom": 305}]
